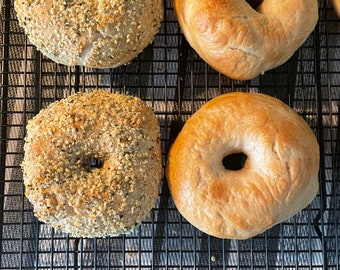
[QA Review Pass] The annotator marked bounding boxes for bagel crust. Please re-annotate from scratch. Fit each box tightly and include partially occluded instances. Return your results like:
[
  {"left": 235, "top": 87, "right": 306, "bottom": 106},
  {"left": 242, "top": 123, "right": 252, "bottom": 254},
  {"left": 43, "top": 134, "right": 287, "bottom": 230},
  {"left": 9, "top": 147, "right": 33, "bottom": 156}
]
[
  {"left": 333, "top": 0, "right": 340, "bottom": 17},
  {"left": 166, "top": 92, "right": 319, "bottom": 239},
  {"left": 14, "top": 0, "right": 163, "bottom": 68},
  {"left": 174, "top": 0, "right": 318, "bottom": 80},
  {"left": 22, "top": 90, "right": 162, "bottom": 238}
]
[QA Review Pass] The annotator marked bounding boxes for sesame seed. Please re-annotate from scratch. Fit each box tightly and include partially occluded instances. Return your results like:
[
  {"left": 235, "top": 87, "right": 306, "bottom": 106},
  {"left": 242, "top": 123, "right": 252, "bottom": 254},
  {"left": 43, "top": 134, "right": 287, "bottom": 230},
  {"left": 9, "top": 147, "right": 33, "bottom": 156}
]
[
  {"left": 22, "top": 90, "right": 162, "bottom": 238},
  {"left": 14, "top": 0, "right": 163, "bottom": 68}
]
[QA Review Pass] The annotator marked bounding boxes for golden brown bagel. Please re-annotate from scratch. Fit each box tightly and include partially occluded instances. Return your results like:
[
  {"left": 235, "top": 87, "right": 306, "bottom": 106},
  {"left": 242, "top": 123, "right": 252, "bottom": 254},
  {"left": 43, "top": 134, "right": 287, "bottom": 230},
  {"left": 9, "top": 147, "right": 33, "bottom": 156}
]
[
  {"left": 174, "top": 0, "right": 318, "bottom": 80},
  {"left": 332, "top": 0, "right": 340, "bottom": 16},
  {"left": 166, "top": 92, "right": 319, "bottom": 239},
  {"left": 15, "top": 0, "right": 163, "bottom": 68}
]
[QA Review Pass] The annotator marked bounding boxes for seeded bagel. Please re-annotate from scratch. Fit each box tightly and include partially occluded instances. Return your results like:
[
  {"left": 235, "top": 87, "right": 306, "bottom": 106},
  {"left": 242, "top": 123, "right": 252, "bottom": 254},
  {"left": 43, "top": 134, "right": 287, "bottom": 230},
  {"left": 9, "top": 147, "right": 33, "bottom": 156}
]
[
  {"left": 22, "top": 90, "right": 162, "bottom": 238},
  {"left": 15, "top": 0, "right": 163, "bottom": 68}
]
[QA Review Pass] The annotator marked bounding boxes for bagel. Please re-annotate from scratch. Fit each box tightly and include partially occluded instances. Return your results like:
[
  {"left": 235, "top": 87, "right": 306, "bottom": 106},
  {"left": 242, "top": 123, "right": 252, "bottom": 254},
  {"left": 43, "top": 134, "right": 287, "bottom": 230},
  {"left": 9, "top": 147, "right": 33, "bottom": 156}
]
[
  {"left": 22, "top": 90, "right": 162, "bottom": 238},
  {"left": 332, "top": 0, "right": 340, "bottom": 17},
  {"left": 14, "top": 0, "right": 163, "bottom": 68},
  {"left": 174, "top": 0, "right": 318, "bottom": 80},
  {"left": 166, "top": 92, "right": 319, "bottom": 239}
]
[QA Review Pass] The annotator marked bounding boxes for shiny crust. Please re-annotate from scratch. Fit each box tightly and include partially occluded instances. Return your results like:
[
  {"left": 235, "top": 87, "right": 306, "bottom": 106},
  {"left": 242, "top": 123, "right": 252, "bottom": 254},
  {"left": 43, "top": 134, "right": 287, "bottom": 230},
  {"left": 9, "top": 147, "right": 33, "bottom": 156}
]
[
  {"left": 14, "top": 0, "right": 163, "bottom": 68},
  {"left": 174, "top": 0, "right": 318, "bottom": 80},
  {"left": 22, "top": 90, "right": 162, "bottom": 238},
  {"left": 333, "top": 0, "right": 340, "bottom": 16},
  {"left": 166, "top": 92, "right": 319, "bottom": 239}
]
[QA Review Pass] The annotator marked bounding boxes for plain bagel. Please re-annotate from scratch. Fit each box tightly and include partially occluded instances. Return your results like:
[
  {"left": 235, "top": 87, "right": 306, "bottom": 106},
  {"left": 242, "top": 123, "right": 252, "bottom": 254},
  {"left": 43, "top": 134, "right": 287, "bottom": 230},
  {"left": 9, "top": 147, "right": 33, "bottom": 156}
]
[
  {"left": 174, "top": 0, "right": 318, "bottom": 80},
  {"left": 166, "top": 92, "right": 319, "bottom": 239},
  {"left": 15, "top": 0, "right": 163, "bottom": 68},
  {"left": 332, "top": 0, "right": 340, "bottom": 17},
  {"left": 22, "top": 90, "right": 162, "bottom": 238}
]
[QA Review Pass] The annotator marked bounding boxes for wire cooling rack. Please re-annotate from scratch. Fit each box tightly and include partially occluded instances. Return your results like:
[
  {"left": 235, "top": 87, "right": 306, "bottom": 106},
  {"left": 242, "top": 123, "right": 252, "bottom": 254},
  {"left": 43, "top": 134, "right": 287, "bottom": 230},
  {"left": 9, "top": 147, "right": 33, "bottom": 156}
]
[{"left": 1, "top": 0, "right": 339, "bottom": 269}]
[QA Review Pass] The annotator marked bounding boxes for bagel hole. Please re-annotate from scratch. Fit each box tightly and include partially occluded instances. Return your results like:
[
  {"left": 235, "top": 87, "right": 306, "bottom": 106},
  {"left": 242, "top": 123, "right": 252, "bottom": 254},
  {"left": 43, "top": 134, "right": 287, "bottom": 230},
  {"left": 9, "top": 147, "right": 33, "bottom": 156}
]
[
  {"left": 84, "top": 158, "right": 103, "bottom": 171},
  {"left": 222, "top": 153, "right": 247, "bottom": 171},
  {"left": 246, "top": 0, "right": 263, "bottom": 8}
]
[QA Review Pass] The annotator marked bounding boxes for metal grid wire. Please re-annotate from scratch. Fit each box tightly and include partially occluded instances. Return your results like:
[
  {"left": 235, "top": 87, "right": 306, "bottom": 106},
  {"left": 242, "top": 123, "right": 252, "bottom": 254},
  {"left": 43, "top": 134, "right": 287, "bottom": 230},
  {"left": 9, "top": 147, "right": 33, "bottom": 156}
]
[{"left": 1, "top": 0, "right": 339, "bottom": 268}]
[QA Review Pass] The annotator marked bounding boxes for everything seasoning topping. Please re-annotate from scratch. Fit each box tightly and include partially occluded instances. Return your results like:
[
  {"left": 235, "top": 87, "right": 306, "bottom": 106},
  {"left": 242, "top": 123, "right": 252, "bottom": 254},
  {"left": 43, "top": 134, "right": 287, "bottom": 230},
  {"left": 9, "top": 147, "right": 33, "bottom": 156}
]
[
  {"left": 14, "top": 0, "right": 163, "bottom": 67},
  {"left": 22, "top": 90, "right": 162, "bottom": 237}
]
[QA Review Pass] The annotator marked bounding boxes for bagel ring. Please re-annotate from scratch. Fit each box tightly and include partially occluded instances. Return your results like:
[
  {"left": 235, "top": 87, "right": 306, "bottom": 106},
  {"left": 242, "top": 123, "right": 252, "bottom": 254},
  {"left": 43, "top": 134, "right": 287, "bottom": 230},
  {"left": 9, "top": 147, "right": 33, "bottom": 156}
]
[
  {"left": 15, "top": 0, "right": 163, "bottom": 68},
  {"left": 174, "top": 0, "right": 318, "bottom": 80},
  {"left": 332, "top": 0, "right": 340, "bottom": 17},
  {"left": 166, "top": 92, "right": 319, "bottom": 239},
  {"left": 22, "top": 90, "right": 162, "bottom": 238}
]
